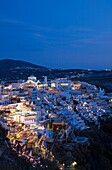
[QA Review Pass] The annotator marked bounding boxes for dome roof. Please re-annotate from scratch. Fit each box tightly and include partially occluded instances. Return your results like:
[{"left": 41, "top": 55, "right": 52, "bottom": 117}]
[{"left": 28, "top": 75, "right": 36, "bottom": 78}]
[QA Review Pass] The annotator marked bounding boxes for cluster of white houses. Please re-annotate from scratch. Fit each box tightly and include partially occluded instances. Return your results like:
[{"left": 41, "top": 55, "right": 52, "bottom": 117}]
[
  {"left": 0, "top": 74, "right": 111, "bottom": 169},
  {"left": 0, "top": 75, "right": 112, "bottom": 141},
  {"left": 0, "top": 75, "right": 72, "bottom": 105}
]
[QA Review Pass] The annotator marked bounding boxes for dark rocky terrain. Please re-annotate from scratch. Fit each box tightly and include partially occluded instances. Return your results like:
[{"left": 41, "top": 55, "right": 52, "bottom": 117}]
[{"left": 52, "top": 118, "right": 112, "bottom": 170}]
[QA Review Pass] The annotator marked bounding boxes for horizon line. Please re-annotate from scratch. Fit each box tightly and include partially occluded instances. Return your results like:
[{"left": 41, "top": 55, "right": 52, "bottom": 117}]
[{"left": 0, "top": 58, "right": 111, "bottom": 71}]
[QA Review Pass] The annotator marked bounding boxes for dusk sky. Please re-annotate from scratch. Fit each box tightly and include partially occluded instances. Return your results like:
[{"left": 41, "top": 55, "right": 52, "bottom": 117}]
[{"left": 0, "top": 0, "right": 112, "bottom": 69}]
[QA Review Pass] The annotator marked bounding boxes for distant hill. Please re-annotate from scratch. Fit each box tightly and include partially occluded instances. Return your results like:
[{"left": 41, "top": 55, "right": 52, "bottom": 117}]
[
  {"left": 0, "top": 59, "right": 49, "bottom": 80},
  {"left": 0, "top": 59, "right": 112, "bottom": 92},
  {"left": 0, "top": 59, "right": 47, "bottom": 70}
]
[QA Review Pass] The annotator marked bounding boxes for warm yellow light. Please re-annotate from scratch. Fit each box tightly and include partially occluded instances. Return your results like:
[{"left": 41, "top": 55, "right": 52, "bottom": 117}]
[
  {"left": 60, "top": 83, "right": 68, "bottom": 86},
  {"left": 72, "top": 161, "right": 77, "bottom": 167},
  {"left": 16, "top": 133, "right": 20, "bottom": 138},
  {"left": 51, "top": 83, "right": 56, "bottom": 87}
]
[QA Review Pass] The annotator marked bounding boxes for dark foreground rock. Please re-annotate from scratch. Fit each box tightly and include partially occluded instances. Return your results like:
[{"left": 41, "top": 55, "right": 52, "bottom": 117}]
[{"left": 52, "top": 118, "right": 112, "bottom": 170}]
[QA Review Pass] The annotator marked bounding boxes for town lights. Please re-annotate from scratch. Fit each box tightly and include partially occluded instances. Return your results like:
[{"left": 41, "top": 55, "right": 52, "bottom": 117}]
[{"left": 71, "top": 161, "right": 77, "bottom": 167}]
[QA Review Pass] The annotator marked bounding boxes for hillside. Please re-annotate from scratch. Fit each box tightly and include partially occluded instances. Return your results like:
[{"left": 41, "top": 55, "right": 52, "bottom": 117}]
[
  {"left": 0, "top": 59, "right": 47, "bottom": 70},
  {"left": 0, "top": 59, "right": 112, "bottom": 92},
  {"left": 0, "top": 59, "right": 49, "bottom": 80}
]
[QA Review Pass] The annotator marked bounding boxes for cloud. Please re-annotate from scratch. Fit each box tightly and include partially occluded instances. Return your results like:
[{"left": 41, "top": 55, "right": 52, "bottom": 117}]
[
  {"left": 32, "top": 33, "right": 48, "bottom": 39},
  {"left": 64, "top": 25, "right": 92, "bottom": 32},
  {"left": 1, "top": 17, "right": 112, "bottom": 48},
  {"left": 0, "top": 18, "right": 26, "bottom": 25},
  {"left": 77, "top": 32, "right": 112, "bottom": 45},
  {"left": 0, "top": 17, "right": 53, "bottom": 32}
]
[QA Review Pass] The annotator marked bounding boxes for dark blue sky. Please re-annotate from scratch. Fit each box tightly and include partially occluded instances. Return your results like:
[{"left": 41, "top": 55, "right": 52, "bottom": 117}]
[{"left": 0, "top": 0, "right": 112, "bottom": 69}]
